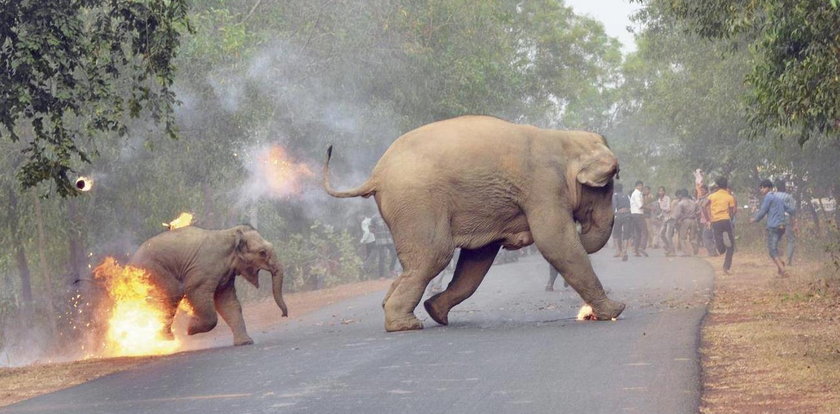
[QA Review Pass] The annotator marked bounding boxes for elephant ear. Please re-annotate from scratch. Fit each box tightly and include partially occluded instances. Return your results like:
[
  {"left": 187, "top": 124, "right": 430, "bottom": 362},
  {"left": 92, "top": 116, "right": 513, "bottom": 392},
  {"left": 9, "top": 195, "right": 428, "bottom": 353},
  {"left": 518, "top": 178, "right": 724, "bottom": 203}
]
[
  {"left": 576, "top": 147, "right": 618, "bottom": 187},
  {"left": 567, "top": 146, "right": 619, "bottom": 210},
  {"left": 233, "top": 227, "right": 261, "bottom": 288}
]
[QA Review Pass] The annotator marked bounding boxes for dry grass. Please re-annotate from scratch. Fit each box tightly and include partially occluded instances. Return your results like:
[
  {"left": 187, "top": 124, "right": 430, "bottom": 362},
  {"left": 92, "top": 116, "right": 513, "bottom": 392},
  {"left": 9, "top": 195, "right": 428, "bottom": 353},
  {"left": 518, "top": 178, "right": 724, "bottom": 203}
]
[
  {"left": 701, "top": 253, "right": 840, "bottom": 413},
  {"left": 0, "top": 278, "right": 391, "bottom": 408}
]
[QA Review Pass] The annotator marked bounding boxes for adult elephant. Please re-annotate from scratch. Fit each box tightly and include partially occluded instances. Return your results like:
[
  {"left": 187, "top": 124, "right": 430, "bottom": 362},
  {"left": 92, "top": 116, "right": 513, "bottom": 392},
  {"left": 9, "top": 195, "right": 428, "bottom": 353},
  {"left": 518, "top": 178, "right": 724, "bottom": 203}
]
[
  {"left": 323, "top": 115, "right": 624, "bottom": 332},
  {"left": 129, "top": 225, "right": 288, "bottom": 345}
]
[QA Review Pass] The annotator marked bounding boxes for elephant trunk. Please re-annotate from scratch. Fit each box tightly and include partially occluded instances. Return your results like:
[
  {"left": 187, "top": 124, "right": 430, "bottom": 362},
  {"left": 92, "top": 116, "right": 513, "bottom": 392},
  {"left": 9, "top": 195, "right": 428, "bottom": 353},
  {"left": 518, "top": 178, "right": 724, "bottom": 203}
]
[
  {"left": 271, "top": 267, "right": 288, "bottom": 317},
  {"left": 579, "top": 217, "right": 614, "bottom": 253},
  {"left": 576, "top": 182, "right": 615, "bottom": 254}
]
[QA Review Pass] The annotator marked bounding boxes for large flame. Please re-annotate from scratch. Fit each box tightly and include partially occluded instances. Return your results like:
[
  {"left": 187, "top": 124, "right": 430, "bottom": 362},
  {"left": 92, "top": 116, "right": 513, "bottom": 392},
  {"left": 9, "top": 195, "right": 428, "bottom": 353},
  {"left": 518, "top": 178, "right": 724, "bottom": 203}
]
[
  {"left": 93, "top": 258, "right": 180, "bottom": 357},
  {"left": 254, "top": 145, "right": 314, "bottom": 198}
]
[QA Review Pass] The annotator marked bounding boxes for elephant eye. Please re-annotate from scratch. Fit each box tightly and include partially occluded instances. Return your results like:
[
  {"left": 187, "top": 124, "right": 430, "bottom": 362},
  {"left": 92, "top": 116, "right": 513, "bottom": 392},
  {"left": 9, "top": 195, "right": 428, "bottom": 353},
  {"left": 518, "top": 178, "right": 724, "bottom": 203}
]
[{"left": 259, "top": 250, "right": 267, "bottom": 257}]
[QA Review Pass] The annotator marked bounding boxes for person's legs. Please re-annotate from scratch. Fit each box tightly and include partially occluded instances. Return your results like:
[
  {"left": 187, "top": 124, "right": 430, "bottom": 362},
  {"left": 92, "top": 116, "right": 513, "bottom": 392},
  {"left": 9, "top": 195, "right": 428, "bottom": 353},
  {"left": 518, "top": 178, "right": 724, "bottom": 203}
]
[
  {"left": 678, "top": 220, "right": 689, "bottom": 256},
  {"left": 703, "top": 227, "right": 717, "bottom": 256},
  {"left": 639, "top": 216, "right": 649, "bottom": 255},
  {"left": 619, "top": 216, "right": 630, "bottom": 261},
  {"left": 546, "top": 266, "right": 559, "bottom": 291},
  {"left": 663, "top": 220, "right": 676, "bottom": 255},
  {"left": 767, "top": 227, "right": 787, "bottom": 275},
  {"left": 722, "top": 222, "right": 734, "bottom": 272},
  {"left": 713, "top": 220, "right": 734, "bottom": 272},
  {"left": 632, "top": 214, "right": 644, "bottom": 255},
  {"left": 613, "top": 215, "right": 625, "bottom": 258}
]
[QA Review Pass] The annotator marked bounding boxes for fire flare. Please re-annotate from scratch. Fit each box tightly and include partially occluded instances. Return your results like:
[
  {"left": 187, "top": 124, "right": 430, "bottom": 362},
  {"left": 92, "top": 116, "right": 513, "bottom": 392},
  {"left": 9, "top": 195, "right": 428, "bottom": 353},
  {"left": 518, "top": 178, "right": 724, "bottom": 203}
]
[
  {"left": 75, "top": 176, "right": 94, "bottom": 192},
  {"left": 93, "top": 258, "right": 180, "bottom": 357},
  {"left": 576, "top": 304, "right": 618, "bottom": 321},
  {"left": 577, "top": 304, "right": 596, "bottom": 320},
  {"left": 164, "top": 212, "right": 194, "bottom": 230},
  {"left": 256, "top": 145, "right": 314, "bottom": 197}
]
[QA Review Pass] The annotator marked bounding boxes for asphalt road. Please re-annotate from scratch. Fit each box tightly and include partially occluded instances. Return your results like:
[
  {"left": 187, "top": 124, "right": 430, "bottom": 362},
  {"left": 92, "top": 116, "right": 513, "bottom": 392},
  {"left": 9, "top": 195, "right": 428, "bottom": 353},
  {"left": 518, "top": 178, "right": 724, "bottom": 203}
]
[{"left": 2, "top": 249, "right": 713, "bottom": 414}]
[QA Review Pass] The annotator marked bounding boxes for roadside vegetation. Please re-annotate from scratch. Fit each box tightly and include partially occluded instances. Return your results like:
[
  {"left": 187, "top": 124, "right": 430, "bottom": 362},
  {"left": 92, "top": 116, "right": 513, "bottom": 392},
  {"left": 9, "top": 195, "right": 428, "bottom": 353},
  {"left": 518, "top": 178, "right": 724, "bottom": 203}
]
[{"left": 0, "top": 1, "right": 838, "bottom": 410}]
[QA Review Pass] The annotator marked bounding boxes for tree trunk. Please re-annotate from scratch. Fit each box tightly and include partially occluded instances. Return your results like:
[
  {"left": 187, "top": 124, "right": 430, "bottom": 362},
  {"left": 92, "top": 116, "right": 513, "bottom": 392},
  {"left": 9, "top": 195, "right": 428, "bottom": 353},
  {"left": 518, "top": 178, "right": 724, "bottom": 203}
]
[
  {"left": 66, "top": 199, "right": 88, "bottom": 282},
  {"left": 34, "top": 194, "right": 57, "bottom": 334},
  {"left": 6, "top": 186, "right": 33, "bottom": 311}
]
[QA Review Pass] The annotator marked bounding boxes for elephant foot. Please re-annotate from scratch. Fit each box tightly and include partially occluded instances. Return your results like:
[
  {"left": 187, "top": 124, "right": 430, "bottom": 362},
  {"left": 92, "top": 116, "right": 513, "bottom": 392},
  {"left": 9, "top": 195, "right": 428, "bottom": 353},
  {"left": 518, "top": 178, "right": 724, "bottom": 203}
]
[
  {"left": 233, "top": 336, "right": 254, "bottom": 346},
  {"left": 385, "top": 314, "right": 424, "bottom": 332},
  {"left": 423, "top": 295, "right": 450, "bottom": 326},
  {"left": 187, "top": 317, "right": 218, "bottom": 335},
  {"left": 591, "top": 298, "right": 625, "bottom": 320}
]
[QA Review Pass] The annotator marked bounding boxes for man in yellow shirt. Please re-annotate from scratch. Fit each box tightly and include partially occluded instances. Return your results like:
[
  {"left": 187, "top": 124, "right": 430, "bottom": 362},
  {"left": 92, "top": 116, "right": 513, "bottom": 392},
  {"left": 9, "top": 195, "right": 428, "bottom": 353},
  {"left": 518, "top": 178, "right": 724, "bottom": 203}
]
[{"left": 705, "top": 177, "right": 737, "bottom": 273}]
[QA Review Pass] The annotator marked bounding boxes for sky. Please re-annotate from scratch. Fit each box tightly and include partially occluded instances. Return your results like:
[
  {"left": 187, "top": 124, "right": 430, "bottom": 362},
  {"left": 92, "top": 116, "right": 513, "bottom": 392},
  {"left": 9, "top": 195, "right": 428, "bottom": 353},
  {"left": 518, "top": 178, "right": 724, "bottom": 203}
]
[{"left": 565, "top": 0, "right": 644, "bottom": 55}]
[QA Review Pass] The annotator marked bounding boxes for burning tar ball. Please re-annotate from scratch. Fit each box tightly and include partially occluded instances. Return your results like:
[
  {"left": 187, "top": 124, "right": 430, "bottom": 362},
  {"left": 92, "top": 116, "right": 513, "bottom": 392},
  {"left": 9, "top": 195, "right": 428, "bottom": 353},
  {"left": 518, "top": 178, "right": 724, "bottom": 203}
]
[{"left": 75, "top": 176, "right": 94, "bottom": 192}]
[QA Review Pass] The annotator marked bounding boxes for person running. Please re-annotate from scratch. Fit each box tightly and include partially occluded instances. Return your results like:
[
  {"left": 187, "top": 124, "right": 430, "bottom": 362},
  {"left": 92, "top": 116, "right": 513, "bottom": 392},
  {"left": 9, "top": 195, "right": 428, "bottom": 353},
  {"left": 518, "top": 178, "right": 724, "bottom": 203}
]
[
  {"left": 630, "top": 180, "right": 649, "bottom": 257},
  {"left": 674, "top": 189, "right": 698, "bottom": 256},
  {"left": 656, "top": 186, "right": 671, "bottom": 251},
  {"left": 708, "top": 177, "right": 737, "bottom": 273},
  {"left": 751, "top": 179, "right": 796, "bottom": 276},
  {"left": 612, "top": 183, "right": 632, "bottom": 261},
  {"left": 775, "top": 181, "right": 798, "bottom": 266}
]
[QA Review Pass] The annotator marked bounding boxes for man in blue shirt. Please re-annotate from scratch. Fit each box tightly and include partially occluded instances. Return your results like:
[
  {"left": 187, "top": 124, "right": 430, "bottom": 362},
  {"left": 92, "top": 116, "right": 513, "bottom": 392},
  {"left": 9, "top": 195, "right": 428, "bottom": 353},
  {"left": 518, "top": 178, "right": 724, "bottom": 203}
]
[{"left": 750, "top": 179, "right": 796, "bottom": 276}]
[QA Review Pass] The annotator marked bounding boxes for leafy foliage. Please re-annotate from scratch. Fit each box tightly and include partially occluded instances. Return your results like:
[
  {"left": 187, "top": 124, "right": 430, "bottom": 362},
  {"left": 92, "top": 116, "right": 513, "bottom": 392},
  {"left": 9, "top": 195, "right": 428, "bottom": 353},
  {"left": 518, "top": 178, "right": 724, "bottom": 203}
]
[
  {"left": 0, "top": 0, "right": 191, "bottom": 195},
  {"left": 654, "top": 0, "right": 840, "bottom": 142}
]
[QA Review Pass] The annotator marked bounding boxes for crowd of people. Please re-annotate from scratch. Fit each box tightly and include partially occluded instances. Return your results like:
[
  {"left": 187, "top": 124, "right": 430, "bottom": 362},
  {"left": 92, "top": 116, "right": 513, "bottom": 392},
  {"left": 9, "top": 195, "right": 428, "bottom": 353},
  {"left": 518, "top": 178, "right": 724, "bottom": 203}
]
[{"left": 608, "top": 169, "right": 797, "bottom": 275}]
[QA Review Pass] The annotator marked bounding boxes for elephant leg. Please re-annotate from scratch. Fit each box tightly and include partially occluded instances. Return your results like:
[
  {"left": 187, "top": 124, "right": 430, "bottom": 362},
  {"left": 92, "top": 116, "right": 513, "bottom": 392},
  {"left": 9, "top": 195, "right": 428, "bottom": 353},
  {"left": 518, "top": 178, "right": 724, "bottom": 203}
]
[
  {"left": 528, "top": 203, "right": 625, "bottom": 320},
  {"left": 214, "top": 282, "right": 253, "bottom": 346},
  {"left": 159, "top": 294, "right": 181, "bottom": 340},
  {"left": 149, "top": 276, "right": 182, "bottom": 341},
  {"left": 381, "top": 219, "right": 454, "bottom": 332},
  {"left": 185, "top": 283, "right": 219, "bottom": 335},
  {"left": 423, "top": 241, "right": 501, "bottom": 325}
]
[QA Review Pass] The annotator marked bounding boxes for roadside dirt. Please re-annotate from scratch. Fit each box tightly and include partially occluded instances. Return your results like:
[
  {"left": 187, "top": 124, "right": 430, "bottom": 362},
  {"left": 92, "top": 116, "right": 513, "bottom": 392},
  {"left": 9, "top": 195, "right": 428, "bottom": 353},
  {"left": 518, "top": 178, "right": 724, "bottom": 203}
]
[
  {"left": 0, "top": 278, "right": 391, "bottom": 408},
  {"left": 700, "top": 253, "right": 840, "bottom": 413}
]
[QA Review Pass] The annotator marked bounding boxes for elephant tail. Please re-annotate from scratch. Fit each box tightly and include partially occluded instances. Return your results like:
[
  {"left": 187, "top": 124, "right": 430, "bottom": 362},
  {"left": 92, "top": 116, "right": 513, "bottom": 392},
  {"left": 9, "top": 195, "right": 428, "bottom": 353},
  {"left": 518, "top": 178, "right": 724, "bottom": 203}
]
[{"left": 322, "top": 145, "right": 376, "bottom": 198}]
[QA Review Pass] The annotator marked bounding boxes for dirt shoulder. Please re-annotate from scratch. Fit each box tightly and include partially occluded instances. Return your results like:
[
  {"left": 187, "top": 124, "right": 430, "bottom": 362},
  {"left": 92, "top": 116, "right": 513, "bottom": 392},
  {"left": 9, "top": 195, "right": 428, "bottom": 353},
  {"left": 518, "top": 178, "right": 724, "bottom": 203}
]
[
  {"left": 700, "top": 253, "right": 840, "bottom": 413},
  {"left": 0, "top": 278, "right": 391, "bottom": 408}
]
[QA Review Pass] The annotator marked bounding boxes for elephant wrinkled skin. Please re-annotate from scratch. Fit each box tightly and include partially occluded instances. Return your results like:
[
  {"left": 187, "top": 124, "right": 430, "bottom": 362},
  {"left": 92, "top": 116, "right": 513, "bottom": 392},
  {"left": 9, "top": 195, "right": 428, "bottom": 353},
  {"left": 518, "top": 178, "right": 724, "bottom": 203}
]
[
  {"left": 324, "top": 115, "right": 624, "bottom": 332},
  {"left": 129, "top": 225, "right": 288, "bottom": 345}
]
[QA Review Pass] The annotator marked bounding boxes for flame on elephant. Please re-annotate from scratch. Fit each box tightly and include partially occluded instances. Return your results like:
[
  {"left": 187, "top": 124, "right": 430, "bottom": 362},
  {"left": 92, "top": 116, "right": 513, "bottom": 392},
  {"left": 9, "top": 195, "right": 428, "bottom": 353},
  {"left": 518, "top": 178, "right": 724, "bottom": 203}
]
[
  {"left": 164, "top": 212, "right": 194, "bottom": 230},
  {"left": 93, "top": 258, "right": 180, "bottom": 357}
]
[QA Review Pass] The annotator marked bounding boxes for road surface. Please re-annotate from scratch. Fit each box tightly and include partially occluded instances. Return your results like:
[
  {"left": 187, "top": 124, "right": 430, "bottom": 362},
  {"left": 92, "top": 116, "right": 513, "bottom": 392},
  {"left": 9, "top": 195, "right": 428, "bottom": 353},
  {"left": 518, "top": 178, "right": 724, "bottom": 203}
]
[{"left": 2, "top": 249, "right": 713, "bottom": 414}]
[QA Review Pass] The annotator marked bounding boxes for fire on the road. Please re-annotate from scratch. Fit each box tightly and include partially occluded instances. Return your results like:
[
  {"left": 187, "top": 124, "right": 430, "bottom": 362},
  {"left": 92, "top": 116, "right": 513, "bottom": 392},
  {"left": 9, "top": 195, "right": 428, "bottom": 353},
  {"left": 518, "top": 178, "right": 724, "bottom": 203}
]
[
  {"left": 93, "top": 258, "right": 180, "bottom": 357},
  {"left": 577, "top": 304, "right": 596, "bottom": 320},
  {"left": 576, "top": 304, "right": 618, "bottom": 321}
]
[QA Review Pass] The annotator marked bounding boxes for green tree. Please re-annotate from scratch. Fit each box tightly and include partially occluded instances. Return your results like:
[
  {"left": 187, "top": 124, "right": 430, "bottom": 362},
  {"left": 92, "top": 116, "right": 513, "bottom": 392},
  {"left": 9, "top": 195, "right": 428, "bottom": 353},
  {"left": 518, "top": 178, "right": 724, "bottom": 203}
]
[
  {"left": 0, "top": 0, "right": 191, "bottom": 195},
  {"left": 652, "top": 0, "right": 840, "bottom": 142}
]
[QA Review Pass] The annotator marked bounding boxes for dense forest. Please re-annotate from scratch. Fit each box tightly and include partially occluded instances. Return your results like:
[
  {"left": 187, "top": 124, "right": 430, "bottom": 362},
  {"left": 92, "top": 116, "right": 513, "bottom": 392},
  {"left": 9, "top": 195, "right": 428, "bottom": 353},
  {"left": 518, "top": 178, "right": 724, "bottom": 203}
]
[{"left": 1, "top": 0, "right": 838, "bottom": 363}]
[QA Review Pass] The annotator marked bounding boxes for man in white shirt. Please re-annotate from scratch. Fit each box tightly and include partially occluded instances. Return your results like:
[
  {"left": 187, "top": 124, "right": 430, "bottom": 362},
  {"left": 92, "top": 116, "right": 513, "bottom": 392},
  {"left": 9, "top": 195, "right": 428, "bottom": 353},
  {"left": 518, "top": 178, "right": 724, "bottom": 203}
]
[{"left": 630, "top": 180, "right": 648, "bottom": 257}]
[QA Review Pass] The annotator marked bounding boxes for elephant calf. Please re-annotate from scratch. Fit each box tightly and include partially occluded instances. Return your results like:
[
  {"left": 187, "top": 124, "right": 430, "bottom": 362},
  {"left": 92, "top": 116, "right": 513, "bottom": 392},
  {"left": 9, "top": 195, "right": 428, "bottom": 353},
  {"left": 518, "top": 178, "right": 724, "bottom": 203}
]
[
  {"left": 129, "top": 225, "right": 288, "bottom": 345},
  {"left": 324, "top": 115, "right": 625, "bottom": 332}
]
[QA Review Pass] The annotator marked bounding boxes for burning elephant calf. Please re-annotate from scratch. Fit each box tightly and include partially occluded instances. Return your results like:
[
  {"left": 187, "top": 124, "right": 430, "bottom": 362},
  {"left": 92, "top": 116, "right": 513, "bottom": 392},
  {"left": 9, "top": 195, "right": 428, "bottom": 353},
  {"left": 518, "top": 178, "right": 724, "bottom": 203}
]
[{"left": 124, "top": 224, "right": 288, "bottom": 346}]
